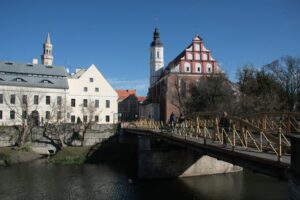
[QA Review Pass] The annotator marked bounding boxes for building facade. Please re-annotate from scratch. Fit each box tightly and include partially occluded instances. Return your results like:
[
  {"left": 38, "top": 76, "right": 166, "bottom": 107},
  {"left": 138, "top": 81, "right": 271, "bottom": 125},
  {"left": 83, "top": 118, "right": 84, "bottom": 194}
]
[
  {"left": 68, "top": 64, "right": 118, "bottom": 124},
  {"left": 116, "top": 90, "right": 146, "bottom": 121},
  {"left": 0, "top": 33, "right": 118, "bottom": 125},
  {"left": 145, "top": 29, "right": 222, "bottom": 122}
]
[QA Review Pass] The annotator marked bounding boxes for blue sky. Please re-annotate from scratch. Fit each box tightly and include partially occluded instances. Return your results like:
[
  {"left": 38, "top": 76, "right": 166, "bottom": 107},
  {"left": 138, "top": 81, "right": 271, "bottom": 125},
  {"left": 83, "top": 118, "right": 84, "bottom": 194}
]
[{"left": 0, "top": 0, "right": 299, "bottom": 96}]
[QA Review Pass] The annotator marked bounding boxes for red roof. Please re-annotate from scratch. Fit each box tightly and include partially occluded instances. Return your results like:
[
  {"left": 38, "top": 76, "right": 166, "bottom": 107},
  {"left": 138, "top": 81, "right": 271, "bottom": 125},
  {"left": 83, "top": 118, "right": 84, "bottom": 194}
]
[
  {"left": 137, "top": 96, "right": 146, "bottom": 103},
  {"left": 116, "top": 89, "right": 136, "bottom": 101}
]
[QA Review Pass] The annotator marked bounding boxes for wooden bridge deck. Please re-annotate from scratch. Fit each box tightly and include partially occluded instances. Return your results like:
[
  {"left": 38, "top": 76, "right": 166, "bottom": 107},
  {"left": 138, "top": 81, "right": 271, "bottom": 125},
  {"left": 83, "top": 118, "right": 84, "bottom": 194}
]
[{"left": 124, "top": 128, "right": 290, "bottom": 179}]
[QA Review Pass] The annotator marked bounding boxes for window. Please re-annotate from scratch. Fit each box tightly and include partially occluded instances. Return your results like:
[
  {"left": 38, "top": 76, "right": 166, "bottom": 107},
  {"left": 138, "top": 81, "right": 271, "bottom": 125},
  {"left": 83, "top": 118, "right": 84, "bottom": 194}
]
[
  {"left": 46, "top": 96, "right": 50, "bottom": 105},
  {"left": 157, "top": 51, "right": 160, "bottom": 58},
  {"left": 10, "top": 94, "right": 15, "bottom": 104},
  {"left": 10, "top": 110, "right": 15, "bottom": 119},
  {"left": 0, "top": 94, "right": 3, "bottom": 104},
  {"left": 95, "top": 115, "right": 99, "bottom": 122},
  {"left": 95, "top": 87, "right": 99, "bottom": 92},
  {"left": 22, "top": 95, "right": 27, "bottom": 105},
  {"left": 34, "top": 95, "right": 39, "bottom": 105},
  {"left": 71, "top": 99, "right": 76, "bottom": 107},
  {"left": 105, "top": 115, "right": 110, "bottom": 122},
  {"left": 195, "top": 63, "right": 202, "bottom": 73},
  {"left": 0, "top": 110, "right": 2, "bottom": 119},
  {"left": 83, "top": 99, "right": 88, "bottom": 107},
  {"left": 106, "top": 100, "right": 110, "bottom": 108},
  {"left": 184, "top": 62, "right": 191, "bottom": 72},
  {"left": 57, "top": 111, "right": 61, "bottom": 120},
  {"left": 90, "top": 78, "right": 94, "bottom": 82},
  {"left": 95, "top": 99, "right": 99, "bottom": 108},
  {"left": 71, "top": 115, "right": 76, "bottom": 123},
  {"left": 206, "top": 63, "right": 212, "bottom": 73},
  {"left": 83, "top": 115, "right": 88, "bottom": 122},
  {"left": 46, "top": 111, "right": 50, "bottom": 120},
  {"left": 57, "top": 96, "right": 62, "bottom": 106},
  {"left": 22, "top": 111, "right": 27, "bottom": 119},
  {"left": 84, "top": 87, "right": 88, "bottom": 92}
]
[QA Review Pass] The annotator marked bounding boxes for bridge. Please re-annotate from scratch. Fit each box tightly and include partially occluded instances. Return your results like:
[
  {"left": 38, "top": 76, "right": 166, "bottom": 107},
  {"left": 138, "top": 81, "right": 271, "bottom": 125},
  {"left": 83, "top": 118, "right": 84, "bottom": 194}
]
[{"left": 122, "top": 112, "right": 300, "bottom": 179}]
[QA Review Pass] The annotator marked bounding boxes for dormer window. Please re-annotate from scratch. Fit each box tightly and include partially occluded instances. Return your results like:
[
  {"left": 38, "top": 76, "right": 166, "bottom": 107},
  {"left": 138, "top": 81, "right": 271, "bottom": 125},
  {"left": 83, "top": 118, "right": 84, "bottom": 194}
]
[
  {"left": 13, "top": 77, "right": 27, "bottom": 82},
  {"left": 90, "top": 78, "right": 94, "bottom": 82},
  {"left": 41, "top": 79, "right": 53, "bottom": 84}
]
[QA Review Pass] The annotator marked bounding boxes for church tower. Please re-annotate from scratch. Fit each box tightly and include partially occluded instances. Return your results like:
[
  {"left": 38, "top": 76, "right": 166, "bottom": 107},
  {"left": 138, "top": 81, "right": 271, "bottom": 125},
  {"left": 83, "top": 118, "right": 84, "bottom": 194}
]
[
  {"left": 150, "top": 28, "right": 164, "bottom": 86},
  {"left": 41, "top": 32, "right": 53, "bottom": 65}
]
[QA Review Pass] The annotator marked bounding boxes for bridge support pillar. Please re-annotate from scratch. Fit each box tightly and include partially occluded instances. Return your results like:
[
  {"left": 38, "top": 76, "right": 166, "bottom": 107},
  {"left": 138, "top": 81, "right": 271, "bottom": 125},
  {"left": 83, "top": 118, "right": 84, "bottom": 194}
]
[
  {"left": 137, "top": 138, "right": 242, "bottom": 179},
  {"left": 288, "top": 135, "right": 300, "bottom": 200}
]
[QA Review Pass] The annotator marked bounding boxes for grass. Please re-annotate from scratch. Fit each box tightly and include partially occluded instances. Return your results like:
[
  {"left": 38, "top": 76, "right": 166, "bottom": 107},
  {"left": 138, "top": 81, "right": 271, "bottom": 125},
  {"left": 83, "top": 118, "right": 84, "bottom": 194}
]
[
  {"left": 48, "top": 146, "right": 91, "bottom": 165},
  {"left": 0, "top": 147, "right": 12, "bottom": 166}
]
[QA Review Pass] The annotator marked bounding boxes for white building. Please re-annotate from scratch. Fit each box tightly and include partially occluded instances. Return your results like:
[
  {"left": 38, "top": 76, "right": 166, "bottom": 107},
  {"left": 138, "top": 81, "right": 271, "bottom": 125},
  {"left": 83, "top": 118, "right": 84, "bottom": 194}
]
[
  {"left": 68, "top": 64, "right": 118, "bottom": 124},
  {"left": 0, "top": 33, "right": 118, "bottom": 125}
]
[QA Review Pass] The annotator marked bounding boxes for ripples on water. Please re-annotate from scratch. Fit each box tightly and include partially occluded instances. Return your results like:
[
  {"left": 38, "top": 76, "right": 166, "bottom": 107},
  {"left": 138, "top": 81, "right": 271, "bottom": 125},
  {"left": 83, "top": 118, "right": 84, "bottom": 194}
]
[{"left": 0, "top": 160, "right": 288, "bottom": 200}]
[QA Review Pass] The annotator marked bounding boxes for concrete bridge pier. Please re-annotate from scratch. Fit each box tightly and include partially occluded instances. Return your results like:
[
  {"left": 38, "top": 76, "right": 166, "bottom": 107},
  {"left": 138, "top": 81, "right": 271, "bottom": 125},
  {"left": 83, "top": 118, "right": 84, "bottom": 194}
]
[
  {"left": 288, "top": 135, "right": 300, "bottom": 200},
  {"left": 137, "top": 137, "right": 242, "bottom": 179}
]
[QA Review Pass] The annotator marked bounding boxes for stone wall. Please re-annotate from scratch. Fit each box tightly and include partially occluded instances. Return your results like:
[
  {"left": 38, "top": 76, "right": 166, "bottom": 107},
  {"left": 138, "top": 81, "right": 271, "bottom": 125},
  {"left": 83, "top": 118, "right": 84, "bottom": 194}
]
[{"left": 0, "top": 123, "right": 117, "bottom": 148}]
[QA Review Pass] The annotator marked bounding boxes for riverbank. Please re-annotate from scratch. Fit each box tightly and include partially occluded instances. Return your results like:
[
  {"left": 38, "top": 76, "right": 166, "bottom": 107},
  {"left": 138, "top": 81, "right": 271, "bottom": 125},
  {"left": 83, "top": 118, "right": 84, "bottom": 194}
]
[
  {"left": 0, "top": 145, "right": 93, "bottom": 166},
  {"left": 48, "top": 146, "right": 91, "bottom": 165},
  {"left": 0, "top": 146, "right": 42, "bottom": 167}
]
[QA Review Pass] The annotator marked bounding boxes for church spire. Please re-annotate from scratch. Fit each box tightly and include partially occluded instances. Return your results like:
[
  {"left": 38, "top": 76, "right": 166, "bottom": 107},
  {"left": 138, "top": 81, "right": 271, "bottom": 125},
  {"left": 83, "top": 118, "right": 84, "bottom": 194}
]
[
  {"left": 150, "top": 28, "right": 164, "bottom": 86},
  {"left": 151, "top": 28, "right": 163, "bottom": 47},
  {"left": 41, "top": 32, "right": 53, "bottom": 65},
  {"left": 46, "top": 32, "right": 51, "bottom": 44}
]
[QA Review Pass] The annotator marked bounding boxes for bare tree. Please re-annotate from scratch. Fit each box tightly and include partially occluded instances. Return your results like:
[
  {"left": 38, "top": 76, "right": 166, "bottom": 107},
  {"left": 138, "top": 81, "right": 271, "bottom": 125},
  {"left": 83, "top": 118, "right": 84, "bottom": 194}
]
[
  {"left": 3, "top": 88, "right": 44, "bottom": 147},
  {"left": 78, "top": 98, "right": 101, "bottom": 146},
  {"left": 263, "top": 56, "right": 300, "bottom": 111},
  {"left": 185, "top": 74, "right": 236, "bottom": 113},
  {"left": 41, "top": 96, "right": 71, "bottom": 150},
  {"left": 169, "top": 74, "right": 187, "bottom": 114}
]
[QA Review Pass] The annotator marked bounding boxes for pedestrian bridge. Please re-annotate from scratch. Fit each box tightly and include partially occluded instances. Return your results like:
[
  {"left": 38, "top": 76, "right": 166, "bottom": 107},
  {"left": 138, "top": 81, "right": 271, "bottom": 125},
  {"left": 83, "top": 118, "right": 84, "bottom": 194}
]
[{"left": 122, "top": 112, "right": 299, "bottom": 179}]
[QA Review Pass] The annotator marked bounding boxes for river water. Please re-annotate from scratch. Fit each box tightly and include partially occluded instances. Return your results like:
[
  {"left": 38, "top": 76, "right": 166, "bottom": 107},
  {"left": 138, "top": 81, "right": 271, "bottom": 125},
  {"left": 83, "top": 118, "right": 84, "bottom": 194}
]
[{"left": 0, "top": 160, "right": 288, "bottom": 200}]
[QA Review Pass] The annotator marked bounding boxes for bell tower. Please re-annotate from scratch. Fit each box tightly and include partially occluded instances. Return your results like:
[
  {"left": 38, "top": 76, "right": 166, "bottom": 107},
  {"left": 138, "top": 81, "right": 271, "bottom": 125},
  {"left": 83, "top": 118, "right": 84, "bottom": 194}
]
[
  {"left": 150, "top": 28, "right": 164, "bottom": 86},
  {"left": 41, "top": 32, "right": 53, "bottom": 65}
]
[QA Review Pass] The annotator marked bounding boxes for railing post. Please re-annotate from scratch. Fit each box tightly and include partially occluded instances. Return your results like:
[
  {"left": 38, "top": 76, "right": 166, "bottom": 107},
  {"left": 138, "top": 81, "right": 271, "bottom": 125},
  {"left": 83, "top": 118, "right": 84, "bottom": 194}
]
[
  {"left": 260, "top": 131, "right": 263, "bottom": 152},
  {"left": 232, "top": 124, "right": 236, "bottom": 151},
  {"left": 204, "top": 120, "right": 207, "bottom": 145},
  {"left": 278, "top": 127, "right": 282, "bottom": 162}
]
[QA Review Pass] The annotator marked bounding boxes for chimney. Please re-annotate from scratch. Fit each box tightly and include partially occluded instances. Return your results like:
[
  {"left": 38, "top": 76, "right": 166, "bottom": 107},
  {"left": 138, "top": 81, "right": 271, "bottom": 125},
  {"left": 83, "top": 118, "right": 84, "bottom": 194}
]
[{"left": 32, "top": 58, "right": 38, "bottom": 64}]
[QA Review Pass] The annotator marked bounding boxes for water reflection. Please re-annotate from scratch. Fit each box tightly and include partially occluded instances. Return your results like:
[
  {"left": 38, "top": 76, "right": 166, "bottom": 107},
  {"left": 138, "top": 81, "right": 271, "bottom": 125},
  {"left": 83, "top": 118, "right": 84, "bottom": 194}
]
[{"left": 0, "top": 161, "right": 288, "bottom": 200}]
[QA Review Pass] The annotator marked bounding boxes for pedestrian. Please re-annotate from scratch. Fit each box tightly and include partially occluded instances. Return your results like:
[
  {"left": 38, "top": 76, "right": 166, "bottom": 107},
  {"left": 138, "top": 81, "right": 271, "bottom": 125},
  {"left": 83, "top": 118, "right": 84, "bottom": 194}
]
[
  {"left": 169, "top": 112, "right": 177, "bottom": 132},
  {"left": 220, "top": 112, "right": 230, "bottom": 146},
  {"left": 179, "top": 113, "right": 186, "bottom": 132}
]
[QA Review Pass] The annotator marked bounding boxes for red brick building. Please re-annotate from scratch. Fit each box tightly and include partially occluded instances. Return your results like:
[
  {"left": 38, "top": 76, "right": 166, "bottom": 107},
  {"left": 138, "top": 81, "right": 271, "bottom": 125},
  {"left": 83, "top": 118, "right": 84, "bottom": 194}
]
[
  {"left": 116, "top": 89, "right": 146, "bottom": 121},
  {"left": 145, "top": 29, "right": 222, "bottom": 122}
]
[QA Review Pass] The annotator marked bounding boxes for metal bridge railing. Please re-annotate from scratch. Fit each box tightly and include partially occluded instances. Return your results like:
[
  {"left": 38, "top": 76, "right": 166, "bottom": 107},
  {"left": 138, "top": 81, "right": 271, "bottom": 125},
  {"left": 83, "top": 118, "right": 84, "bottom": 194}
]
[{"left": 123, "top": 112, "right": 293, "bottom": 162}]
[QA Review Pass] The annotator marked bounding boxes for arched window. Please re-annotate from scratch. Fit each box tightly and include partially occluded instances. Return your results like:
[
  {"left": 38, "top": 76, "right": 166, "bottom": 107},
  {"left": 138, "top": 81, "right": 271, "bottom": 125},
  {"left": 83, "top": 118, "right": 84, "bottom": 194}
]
[
  {"left": 206, "top": 63, "right": 212, "bottom": 73},
  {"left": 195, "top": 63, "right": 202, "bottom": 73},
  {"left": 184, "top": 62, "right": 191, "bottom": 72}
]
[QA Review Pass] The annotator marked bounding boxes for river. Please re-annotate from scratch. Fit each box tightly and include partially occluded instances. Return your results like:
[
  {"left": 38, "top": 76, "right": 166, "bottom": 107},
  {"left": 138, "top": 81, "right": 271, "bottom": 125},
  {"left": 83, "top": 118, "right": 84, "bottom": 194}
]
[{"left": 0, "top": 160, "right": 288, "bottom": 200}]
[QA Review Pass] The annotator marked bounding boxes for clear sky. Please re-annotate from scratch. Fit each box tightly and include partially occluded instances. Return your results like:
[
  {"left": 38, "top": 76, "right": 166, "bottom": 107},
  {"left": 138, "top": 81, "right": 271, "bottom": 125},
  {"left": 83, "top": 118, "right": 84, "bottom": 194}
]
[{"left": 0, "top": 0, "right": 299, "bottom": 96}]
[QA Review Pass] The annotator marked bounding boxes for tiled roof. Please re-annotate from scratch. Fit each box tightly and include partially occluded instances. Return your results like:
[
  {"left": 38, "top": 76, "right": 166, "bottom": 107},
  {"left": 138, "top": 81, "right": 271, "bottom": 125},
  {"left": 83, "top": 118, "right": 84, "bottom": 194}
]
[
  {"left": 116, "top": 89, "right": 136, "bottom": 101},
  {"left": 0, "top": 61, "right": 68, "bottom": 77},
  {"left": 0, "top": 61, "right": 68, "bottom": 89},
  {"left": 137, "top": 96, "right": 146, "bottom": 103}
]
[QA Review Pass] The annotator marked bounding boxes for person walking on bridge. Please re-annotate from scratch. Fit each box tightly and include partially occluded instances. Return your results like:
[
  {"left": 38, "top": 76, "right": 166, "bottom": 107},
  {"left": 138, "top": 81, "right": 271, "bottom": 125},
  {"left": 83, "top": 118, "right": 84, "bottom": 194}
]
[
  {"left": 179, "top": 113, "right": 186, "bottom": 134},
  {"left": 169, "top": 112, "right": 177, "bottom": 133},
  {"left": 220, "top": 112, "right": 230, "bottom": 146}
]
